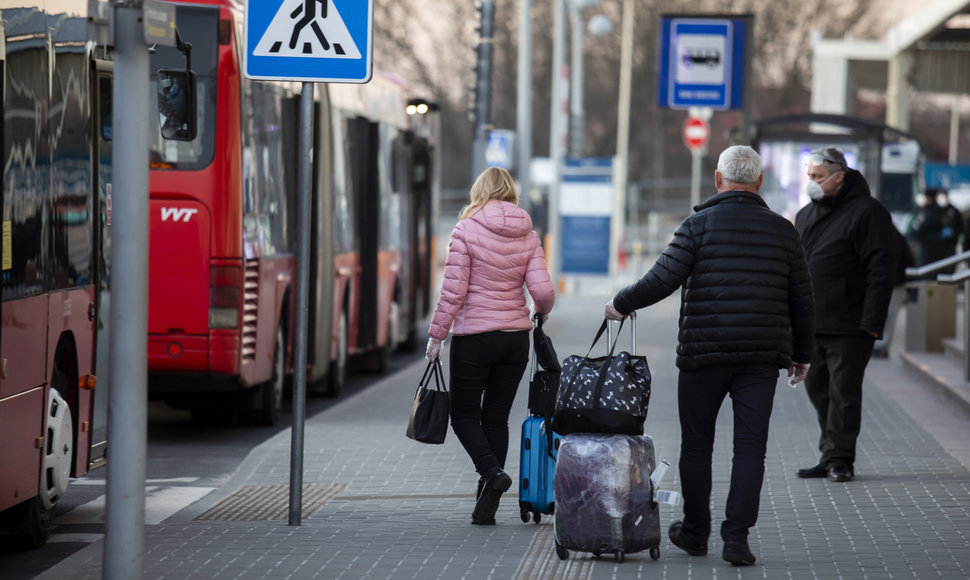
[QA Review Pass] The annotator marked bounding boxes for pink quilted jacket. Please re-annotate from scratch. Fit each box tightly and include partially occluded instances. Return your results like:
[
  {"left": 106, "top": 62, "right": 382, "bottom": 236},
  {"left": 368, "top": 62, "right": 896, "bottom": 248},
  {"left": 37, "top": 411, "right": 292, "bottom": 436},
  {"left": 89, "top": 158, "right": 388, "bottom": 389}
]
[{"left": 429, "top": 201, "right": 555, "bottom": 340}]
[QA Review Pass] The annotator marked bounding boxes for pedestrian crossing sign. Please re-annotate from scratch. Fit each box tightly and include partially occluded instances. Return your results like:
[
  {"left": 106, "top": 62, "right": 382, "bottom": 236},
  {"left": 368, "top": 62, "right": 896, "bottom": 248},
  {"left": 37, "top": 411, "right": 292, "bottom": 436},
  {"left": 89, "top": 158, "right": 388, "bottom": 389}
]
[{"left": 244, "top": 0, "right": 373, "bottom": 83}]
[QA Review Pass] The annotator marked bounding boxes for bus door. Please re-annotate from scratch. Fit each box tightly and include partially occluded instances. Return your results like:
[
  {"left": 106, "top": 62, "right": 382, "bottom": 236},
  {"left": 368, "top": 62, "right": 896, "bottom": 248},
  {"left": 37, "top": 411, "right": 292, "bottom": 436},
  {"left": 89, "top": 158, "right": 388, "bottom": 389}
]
[
  {"left": 89, "top": 58, "right": 113, "bottom": 468},
  {"left": 348, "top": 116, "right": 380, "bottom": 351}
]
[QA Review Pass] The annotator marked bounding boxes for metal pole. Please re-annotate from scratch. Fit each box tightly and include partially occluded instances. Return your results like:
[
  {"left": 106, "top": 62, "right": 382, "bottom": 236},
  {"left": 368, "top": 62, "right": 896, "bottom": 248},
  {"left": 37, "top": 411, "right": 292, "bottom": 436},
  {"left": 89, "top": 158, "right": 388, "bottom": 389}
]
[
  {"left": 471, "top": 0, "right": 496, "bottom": 178},
  {"left": 950, "top": 94, "right": 960, "bottom": 166},
  {"left": 690, "top": 148, "right": 702, "bottom": 211},
  {"left": 568, "top": 1, "right": 584, "bottom": 157},
  {"left": 104, "top": 5, "right": 148, "bottom": 578},
  {"left": 610, "top": 0, "right": 634, "bottom": 288},
  {"left": 516, "top": 0, "right": 532, "bottom": 198},
  {"left": 548, "top": 0, "right": 566, "bottom": 287},
  {"left": 288, "top": 83, "right": 314, "bottom": 526}
]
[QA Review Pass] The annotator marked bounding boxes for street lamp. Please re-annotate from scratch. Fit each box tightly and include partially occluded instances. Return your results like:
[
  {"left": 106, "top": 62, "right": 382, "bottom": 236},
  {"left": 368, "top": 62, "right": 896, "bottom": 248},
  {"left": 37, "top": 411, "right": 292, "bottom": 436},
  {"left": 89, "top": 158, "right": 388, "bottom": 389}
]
[{"left": 567, "top": 0, "right": 613, "bottom": 158}]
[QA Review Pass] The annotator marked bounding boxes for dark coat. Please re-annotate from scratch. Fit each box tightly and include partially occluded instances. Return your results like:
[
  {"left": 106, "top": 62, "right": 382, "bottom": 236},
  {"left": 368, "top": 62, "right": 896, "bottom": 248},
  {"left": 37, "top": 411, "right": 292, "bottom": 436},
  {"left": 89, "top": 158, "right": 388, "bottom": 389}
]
[
  {"left": 613, "top": 190, "right": 815, "bottom": 371},
  {"left": 794, "top": 169, "right": 895, "bottom": 337}
]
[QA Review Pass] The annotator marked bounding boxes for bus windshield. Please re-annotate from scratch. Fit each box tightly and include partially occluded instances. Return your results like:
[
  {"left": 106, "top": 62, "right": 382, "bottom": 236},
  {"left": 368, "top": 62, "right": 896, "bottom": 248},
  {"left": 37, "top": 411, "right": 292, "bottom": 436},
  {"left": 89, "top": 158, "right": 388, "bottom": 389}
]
[{"left": 148, "top": 5, "right": 219, "bottom": 170}]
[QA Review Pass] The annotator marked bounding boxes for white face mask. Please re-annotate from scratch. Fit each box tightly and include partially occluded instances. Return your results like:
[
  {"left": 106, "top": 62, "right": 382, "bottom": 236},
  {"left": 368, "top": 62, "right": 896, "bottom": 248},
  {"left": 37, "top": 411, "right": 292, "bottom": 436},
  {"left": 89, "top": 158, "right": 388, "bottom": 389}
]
[
  {"left": 937, "top": 193, "right": 949, "bottom": 207},
  {"left": 806, "top": 172, "right": 839, "bottom": 200}
]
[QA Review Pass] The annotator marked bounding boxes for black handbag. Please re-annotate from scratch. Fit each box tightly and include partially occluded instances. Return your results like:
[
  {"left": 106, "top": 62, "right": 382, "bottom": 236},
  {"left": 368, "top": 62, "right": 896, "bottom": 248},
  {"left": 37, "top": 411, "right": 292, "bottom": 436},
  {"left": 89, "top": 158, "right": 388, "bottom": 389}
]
[
  {"left": 406, "top": 359, "right": 450, "bottom": 444},
  {"left": 529, "top": 314, "right": 561, "bottom": 418},
  {"left": 554, "top": 313, "right": 651, "bottom": 436},
  {"left": 532, "top": 314, "right": 562, "bottom": 372}
]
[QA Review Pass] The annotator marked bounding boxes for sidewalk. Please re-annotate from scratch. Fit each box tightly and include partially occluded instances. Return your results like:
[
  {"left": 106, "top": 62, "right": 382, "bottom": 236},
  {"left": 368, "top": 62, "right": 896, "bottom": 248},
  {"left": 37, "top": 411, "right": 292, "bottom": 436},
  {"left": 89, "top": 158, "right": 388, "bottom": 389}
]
[{"left": 37, "top": 293, "right": 970, "bottom": 579}]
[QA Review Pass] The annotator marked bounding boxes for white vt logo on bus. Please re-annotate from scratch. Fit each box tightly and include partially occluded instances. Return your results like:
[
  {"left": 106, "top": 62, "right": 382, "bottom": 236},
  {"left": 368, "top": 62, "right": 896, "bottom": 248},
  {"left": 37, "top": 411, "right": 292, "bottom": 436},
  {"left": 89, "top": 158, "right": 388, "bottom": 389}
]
[{"left": 161, "top": 207, "right": 199, "bottom": 222}]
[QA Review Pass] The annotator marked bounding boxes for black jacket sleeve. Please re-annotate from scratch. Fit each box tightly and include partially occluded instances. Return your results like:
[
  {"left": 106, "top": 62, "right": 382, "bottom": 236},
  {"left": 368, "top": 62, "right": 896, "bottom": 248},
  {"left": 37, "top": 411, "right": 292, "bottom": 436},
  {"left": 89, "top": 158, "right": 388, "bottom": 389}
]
[
  {"left": 789, "top": 234, "right": 815, "bottom": 363},
  {"left": 613, "top": 218, "right": 696, "bottom": 315}
]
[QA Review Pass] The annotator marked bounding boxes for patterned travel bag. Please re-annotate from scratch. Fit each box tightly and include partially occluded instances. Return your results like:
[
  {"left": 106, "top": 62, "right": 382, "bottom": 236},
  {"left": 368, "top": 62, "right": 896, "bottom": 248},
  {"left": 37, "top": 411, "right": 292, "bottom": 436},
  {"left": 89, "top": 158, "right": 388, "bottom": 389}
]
[{"left": 553, "top": 313, "right": 650, "bottom": 436}]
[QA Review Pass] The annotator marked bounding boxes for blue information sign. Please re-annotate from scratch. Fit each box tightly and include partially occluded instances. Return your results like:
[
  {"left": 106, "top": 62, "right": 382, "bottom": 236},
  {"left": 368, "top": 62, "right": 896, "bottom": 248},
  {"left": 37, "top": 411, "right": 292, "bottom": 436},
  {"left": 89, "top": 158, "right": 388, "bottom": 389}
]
[
  {"left": 657, "top": 16, "right": 748, "bottom": 110},
  {"left": 244, "top": 0, "right": 373, "bottom": 83},
  {"left": 559, "top": 158, "right": 613, "bottom": 275}
]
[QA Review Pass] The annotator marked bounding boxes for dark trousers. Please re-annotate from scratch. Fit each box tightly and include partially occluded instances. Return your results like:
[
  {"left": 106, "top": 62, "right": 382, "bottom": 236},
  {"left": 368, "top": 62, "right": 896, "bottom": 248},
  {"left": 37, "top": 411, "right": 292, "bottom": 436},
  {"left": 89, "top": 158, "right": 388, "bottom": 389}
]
[
  {"left": 677, "top": 364, "right": 778, "bottom": 543},
  {"left": 804, "top": 334, "right": 874, "bottom": 468},
  {"left": 449, "top": 331, "right": 529, "bottom": 475}
]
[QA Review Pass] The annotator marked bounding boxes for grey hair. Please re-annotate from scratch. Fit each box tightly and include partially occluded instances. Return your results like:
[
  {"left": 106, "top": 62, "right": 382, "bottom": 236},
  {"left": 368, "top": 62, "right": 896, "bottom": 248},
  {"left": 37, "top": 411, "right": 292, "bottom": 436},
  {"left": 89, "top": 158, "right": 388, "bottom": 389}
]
[{"left": 717, "top": 145, "right": 762, "bottom": 186}]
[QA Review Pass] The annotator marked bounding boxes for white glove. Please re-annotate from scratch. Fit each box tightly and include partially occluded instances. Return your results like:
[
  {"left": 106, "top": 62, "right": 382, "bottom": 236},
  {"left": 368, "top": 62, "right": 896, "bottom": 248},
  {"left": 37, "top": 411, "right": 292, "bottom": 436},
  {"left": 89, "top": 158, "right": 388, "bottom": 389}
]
[
  {"left": 604, "top": 299, "right": 626, "bottom": 321},
  {"left": 426, "top": 337, "right": 442, "bottom": 361},
  {"left": 788, "top": 363, "right": 810, "bottom": 387}
]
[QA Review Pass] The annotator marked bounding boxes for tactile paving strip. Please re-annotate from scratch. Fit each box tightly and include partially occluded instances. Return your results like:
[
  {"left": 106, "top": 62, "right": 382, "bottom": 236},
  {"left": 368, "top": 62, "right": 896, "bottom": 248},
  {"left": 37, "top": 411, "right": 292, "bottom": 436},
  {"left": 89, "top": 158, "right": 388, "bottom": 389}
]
[{"left": 195, "top": 483, "right": 346, "bottom": 521}]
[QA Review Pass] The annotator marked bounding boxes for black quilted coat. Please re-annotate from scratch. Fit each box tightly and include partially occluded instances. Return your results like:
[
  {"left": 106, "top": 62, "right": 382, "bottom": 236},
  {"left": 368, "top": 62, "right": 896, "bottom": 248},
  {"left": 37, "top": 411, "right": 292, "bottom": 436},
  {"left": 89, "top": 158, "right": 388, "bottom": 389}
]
[{"left": 613, "top": 190, "right": 815, "bottom": 371}]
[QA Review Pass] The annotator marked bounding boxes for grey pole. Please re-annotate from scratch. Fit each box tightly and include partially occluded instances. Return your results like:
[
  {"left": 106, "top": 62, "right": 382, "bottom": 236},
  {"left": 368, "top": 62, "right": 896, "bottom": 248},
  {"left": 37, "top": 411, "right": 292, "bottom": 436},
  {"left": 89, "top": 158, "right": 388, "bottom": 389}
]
[
  {"left": 610, "top": 0, "right": 634, "bottom": 288},
  {"left": 516, "top": 0, "right": 532, "bottom": 198},
  {"left": 548, "top": 0, "right": 566, "bottom": 286},
  {"left": 568, "top": 1, "right": 584, "bottom": 157},
  {"left": 289, "top": 83, "right": 314, "bottom": 526},
  {"left": 104, "top": 4, "right": 148, "bottom": 578},
  {"left": 471, "top": 0, "right": 496, "bottom": 178}
]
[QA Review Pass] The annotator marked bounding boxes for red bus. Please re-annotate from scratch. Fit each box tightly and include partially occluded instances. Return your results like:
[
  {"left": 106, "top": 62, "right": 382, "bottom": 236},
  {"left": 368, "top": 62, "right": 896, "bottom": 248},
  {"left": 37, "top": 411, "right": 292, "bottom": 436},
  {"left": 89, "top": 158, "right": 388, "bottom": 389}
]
[
  {"left": 147, "top": 0, "right": 436, "bottom": 426},
  {"left": 0, "top": 2, "right": 113, "bottom": 547}
]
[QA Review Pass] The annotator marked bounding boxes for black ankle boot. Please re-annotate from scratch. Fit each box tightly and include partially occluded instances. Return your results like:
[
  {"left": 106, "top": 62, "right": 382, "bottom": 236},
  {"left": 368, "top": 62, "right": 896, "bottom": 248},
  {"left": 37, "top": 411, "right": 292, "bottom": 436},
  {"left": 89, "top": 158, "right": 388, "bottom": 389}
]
[
  {"left": 475, "top": 477, "right": 485, "bottom": 500},
  {"left": 472, "top": 467, "right": 512, "bottom": 525}
]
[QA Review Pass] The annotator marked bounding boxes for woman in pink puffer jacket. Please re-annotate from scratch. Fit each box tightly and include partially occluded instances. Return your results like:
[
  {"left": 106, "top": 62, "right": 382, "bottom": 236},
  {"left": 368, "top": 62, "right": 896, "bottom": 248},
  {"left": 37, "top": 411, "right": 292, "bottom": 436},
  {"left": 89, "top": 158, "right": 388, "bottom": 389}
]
[{"left": 426, "top": 166, "right": 555, "bottom": 526}]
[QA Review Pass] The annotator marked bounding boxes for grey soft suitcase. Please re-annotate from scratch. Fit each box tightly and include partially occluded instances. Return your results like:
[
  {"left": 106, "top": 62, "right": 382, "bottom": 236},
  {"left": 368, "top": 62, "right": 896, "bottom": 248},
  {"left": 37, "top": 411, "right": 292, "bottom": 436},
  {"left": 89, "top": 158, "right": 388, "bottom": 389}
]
[{"left": 553, "top": 433, "right": 661, "bottom": 563}]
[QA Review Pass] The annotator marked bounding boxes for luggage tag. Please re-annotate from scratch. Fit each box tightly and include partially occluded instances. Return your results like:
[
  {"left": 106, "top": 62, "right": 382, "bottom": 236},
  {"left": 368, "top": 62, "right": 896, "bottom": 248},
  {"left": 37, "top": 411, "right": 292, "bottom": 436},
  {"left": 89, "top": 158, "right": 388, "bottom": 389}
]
[{"left": 649, "top": 459, "right": 683, "bottom": 505}]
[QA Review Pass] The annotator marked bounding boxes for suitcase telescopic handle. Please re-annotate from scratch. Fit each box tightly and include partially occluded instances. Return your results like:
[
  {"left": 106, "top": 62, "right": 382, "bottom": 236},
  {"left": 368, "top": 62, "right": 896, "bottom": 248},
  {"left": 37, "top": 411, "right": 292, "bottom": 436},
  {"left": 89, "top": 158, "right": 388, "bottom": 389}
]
[{"left": 606, "top": 311, "right": 637, "bottom": 355}]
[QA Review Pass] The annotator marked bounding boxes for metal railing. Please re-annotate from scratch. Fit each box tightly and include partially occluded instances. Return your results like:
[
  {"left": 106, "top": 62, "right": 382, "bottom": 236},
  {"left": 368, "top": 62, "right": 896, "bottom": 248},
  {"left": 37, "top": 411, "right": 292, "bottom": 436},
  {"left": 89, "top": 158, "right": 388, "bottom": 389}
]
[{"left": 905, "top": 249, "right": 970, "bottom": 381}]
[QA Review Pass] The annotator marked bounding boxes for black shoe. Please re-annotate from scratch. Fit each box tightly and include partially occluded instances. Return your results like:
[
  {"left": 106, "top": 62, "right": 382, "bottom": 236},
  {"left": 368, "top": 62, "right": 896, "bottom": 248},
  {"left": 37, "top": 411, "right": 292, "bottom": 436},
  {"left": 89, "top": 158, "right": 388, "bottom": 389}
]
[
  {"left": 472, "top": 469, "right": 512, "bottom": 525},
  {"left": 797, "top": 463, "right": 827, "bottom": 478},
  {"left": 475, "top": 477, "right": 485, "bottom": 500},
  {"left": 828, "top": 463, "right": 853, "bottom": 482},
  {"left": 668, "top": 521, "right": 707, "bottom": 556},
  {"left": 722, "top": 541, "right": 756, "bottom": 566}
]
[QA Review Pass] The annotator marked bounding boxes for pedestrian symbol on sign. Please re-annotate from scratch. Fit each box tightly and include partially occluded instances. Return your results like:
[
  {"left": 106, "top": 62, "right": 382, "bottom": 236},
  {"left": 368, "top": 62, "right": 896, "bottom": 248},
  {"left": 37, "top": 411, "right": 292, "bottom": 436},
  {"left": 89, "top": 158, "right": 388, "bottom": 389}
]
[{"left": 254, "top": 0, "right": 361, "bottom": 59}]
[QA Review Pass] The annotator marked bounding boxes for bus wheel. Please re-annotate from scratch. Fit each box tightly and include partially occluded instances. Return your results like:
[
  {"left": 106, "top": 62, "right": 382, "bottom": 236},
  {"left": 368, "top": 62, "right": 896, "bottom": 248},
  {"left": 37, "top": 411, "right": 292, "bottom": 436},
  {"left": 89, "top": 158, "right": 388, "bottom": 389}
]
[
  {"left": 239, "top": 325, "right": 285, "bottom": 426},
  {"left": 10, "top": 387, "right": 73, "bottom": 548},
  {"left": 327, "top": 310, "right": 348, "bottom": 397}
]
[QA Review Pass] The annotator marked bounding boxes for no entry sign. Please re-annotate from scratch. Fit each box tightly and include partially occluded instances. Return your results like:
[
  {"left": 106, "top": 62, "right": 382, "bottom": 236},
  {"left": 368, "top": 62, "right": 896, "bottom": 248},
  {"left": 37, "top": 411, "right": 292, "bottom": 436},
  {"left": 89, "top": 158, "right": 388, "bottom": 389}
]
[{"left": 683, "top": 116, "right": 710, "bottom": 151}]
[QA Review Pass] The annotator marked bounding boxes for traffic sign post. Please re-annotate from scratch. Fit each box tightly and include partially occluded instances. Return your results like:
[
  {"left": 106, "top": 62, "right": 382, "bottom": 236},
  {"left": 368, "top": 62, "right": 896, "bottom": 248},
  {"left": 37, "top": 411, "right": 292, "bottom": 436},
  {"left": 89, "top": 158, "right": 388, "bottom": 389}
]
[
  {"left": 683, "top": 116, "right": 710, "bottom": 151},
  {"left": 243, "top": 0, "right": 374, "bottom": 527},
  {"left": 683, "top": 114, "right": 710, "bottom": 211}
]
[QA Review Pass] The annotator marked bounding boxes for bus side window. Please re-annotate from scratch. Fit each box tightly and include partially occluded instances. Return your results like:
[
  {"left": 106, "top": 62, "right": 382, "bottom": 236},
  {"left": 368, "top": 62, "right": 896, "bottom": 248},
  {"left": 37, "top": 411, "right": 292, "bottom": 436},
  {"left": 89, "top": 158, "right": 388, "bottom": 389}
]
[{"left": 100, "top": 77, "right": 113, "bottom": 141}]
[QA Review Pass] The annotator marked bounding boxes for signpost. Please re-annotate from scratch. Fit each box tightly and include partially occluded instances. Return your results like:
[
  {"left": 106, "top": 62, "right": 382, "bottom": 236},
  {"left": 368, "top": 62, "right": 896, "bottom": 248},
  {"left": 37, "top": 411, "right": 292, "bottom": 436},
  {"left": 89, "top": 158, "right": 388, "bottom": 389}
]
[
  {"left": 684, "top": 112, "right": 711, "bottom": 210},
  {"left": 243, "top": 0, "right": 373, "bottom": 526}
]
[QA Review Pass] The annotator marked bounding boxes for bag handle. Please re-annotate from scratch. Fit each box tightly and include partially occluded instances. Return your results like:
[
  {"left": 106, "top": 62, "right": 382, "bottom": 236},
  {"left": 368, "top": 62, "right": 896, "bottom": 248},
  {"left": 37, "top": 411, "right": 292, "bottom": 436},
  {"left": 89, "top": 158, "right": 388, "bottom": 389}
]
[
  {"left": 585, "top": 317, "right": 626, "bottom": 358},
  {"left": 421, "top": 358, "right": 448, "bottom": 392}
]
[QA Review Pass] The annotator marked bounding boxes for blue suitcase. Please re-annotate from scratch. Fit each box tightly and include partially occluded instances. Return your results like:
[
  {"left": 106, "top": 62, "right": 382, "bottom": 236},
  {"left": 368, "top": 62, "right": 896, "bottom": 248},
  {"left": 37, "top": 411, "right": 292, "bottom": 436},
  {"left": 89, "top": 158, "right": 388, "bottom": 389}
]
[{"left": 518, "top": 415, "right": 562, "bottom": 523}]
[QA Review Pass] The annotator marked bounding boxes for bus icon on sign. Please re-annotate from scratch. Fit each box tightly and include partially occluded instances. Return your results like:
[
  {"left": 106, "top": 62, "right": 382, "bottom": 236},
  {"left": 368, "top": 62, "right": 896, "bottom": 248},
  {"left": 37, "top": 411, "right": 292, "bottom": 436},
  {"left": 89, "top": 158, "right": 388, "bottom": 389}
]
[{"left": 682, "top": 48, "right": 721, "bottom": 69}]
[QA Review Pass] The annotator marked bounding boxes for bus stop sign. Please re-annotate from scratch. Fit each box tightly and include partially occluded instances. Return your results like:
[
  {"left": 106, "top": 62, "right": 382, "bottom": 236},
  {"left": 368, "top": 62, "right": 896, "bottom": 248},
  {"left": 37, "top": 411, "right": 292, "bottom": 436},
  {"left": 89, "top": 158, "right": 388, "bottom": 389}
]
[{"left": 244, "top": 0, "right": 373, "bottom": 83}]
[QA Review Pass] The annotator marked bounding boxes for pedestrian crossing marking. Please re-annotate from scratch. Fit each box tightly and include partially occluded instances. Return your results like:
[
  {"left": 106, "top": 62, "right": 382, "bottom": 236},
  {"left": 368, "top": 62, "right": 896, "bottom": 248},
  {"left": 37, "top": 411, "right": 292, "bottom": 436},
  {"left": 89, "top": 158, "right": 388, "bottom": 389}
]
[{"left": 254, "top": 0, "right": 361, "bottom": 59}]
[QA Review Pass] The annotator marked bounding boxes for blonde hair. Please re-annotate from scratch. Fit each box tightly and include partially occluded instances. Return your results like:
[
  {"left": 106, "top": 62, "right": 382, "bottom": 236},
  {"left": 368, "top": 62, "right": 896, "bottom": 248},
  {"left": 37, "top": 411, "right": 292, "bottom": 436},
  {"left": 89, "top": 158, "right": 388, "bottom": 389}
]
[{"left": 459, "top": 166, "right": 519, "bottom": 220}]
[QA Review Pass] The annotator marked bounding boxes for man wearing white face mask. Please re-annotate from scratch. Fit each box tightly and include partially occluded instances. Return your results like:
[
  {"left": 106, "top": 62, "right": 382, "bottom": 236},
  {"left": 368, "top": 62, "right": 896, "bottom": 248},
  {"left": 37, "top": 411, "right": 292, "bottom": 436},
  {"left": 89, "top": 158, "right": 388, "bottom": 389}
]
[{"left": 794, "top": 147, "right": 896, "bottom": 483}]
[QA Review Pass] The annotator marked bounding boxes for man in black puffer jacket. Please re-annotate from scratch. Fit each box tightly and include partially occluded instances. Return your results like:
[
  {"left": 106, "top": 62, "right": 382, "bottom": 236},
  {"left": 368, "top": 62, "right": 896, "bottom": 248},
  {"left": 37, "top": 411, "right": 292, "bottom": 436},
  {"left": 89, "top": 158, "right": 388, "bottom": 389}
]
[
  {"left": 605, "top": 145, "right": 814, "bottom": 566},
  {"left": 794, "top": 147, "right": 895, "bottom": 484}
]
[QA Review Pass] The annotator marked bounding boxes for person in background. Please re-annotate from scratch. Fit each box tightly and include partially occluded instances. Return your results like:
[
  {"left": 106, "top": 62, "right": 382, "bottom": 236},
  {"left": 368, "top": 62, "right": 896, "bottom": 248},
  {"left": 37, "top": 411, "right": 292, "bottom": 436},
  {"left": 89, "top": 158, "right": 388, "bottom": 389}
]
[
  {"left": 605, "top": 145, "right": 814, "bottom": 566},
  {"left": 426, "top": 166, "right": 555, "bottom": 526},
  {"left": 936, "top": 189, "right": 964, "bottom": 272},
  {"left": 795, "top": 147, "right": 895, "bottom": 484},
  {"left": 906, "top": 190, "right": 944, "bottom": 271}
]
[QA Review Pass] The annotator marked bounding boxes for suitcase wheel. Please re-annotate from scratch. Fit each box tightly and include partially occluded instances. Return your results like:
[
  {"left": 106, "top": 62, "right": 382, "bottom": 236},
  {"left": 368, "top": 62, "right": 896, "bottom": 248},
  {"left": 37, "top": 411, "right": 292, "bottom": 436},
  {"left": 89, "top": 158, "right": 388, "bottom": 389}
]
[
  {"left": 555, "top": 542, "right": 569, "bottom": 560},
  {"left": 520, "top": 506, "right": 530, "bottom": 523},
  {"left": 532, "top": 511, "right": 541, "bottom": 524},
  {"left": 650, "top": 547, "right": 660, "bottom": 560},
  {"left": 615, "top": 550, "right": 625, "bottom": 564}
]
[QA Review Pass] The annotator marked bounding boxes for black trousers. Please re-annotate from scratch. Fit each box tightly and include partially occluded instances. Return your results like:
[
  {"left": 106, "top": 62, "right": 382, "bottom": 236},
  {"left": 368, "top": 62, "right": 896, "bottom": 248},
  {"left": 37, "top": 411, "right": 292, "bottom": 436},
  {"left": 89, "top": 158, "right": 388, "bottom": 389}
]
[
  {"left": 677, "top": 364, "right": 778, "bottom": 544},
  {"left": 449, "top": 330, "right": 529, "bottom": 475},
  {"left": 804, "top": 334, "right": 874, "bottom": 468}
]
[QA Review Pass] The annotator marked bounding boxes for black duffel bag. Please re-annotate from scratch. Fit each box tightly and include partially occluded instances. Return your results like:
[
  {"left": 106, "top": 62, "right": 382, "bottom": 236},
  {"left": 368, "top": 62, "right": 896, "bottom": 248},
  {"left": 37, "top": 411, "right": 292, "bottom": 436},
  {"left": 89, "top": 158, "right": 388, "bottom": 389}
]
[{"left": 553, "top": 314, "right": 650, "bottom": 436}]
